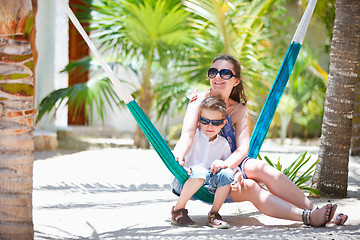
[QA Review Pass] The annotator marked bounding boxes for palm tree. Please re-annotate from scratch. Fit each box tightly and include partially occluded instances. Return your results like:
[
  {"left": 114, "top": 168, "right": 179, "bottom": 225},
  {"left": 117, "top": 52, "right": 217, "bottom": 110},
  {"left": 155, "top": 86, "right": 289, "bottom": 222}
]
[
  {"left": 37, "top": 0, "right": 192, "bottom": 148},
  {"left": 0, "top": 0, "right": 36, "bottom": 239},
  {"left": 311, "top": 0, "right": 360, "bottom": 197},
  {"left": 118, "top": 0, "right": 192, "bottom": 148},
  {"left": 351, "top": 86, "right": 360, "bottom": 156},
  {"left": 155, "top": 0, "right": 279, "bottom": 123}
]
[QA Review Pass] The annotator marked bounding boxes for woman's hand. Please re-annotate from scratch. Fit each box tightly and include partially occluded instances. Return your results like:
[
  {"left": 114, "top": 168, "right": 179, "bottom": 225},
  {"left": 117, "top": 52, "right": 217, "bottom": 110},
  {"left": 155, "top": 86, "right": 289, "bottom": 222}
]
[
  {"left": 210, "top": 160, "right": 228, "bottom": 174},
  {"left": 231, "top": 171, "right": 244, "bottom": 191}
]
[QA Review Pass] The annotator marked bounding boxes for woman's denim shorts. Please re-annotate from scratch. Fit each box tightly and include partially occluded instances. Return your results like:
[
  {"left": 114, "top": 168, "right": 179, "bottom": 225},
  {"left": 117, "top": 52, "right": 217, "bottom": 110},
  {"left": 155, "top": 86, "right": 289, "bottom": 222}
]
[{"left": 171, "top": 166, "right": 235, "bottom": 203}]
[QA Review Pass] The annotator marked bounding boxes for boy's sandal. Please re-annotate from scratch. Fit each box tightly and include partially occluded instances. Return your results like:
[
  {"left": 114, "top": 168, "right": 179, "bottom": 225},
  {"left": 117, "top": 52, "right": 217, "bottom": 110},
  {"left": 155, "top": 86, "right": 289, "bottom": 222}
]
[
  {"left": 302, "top": 204, "right": 336, "bottom": 227},
  {"left": 208, "top": 212, "right": 230, "bottom": 229},
  {"left": 332, "top": 213, "right": 348, "bottom": 225},
  {"left": 171, "top": 206, "right": 198, "bottom": 227}
]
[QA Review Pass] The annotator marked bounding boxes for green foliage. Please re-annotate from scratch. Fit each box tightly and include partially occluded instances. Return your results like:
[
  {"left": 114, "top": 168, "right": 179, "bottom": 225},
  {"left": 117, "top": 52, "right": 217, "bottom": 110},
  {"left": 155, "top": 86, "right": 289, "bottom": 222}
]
[
  {"left": 275, "top": 47, "right": 327, "bottom": 139},
  {"left": 36, "top": 77, "right": 123, "bottom": 125},
  {"left": 297, "top": 0, "right": 336, "bottom": 52},
  {"left": 36, "top": 0, "right": 330, "bottom": 142},
  {"left": 155, "top": 0, "right": 281, "bottom": 117},
  {"left": 89, "top": 0, "right": 191, "bottom": 66},
  {"left": 258, "top": 151, "right": 320, "bottom": 196},
  {"left": 37, "top": 0, "right": 192, "bottom": 127}
]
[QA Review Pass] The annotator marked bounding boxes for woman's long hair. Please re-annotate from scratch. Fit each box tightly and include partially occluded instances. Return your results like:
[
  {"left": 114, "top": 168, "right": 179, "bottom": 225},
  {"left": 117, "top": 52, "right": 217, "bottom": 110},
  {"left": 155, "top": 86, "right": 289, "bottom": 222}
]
[{"left": 212, "top": 54, "right": 247, "bottom": 105}]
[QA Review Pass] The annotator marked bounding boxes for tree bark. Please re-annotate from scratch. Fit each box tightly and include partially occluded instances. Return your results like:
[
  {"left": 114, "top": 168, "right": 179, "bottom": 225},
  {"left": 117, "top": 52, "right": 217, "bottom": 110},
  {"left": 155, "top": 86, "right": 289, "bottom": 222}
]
[
  {"left": 312, "top": 0, "right": 360, "bottom": 197},
  {"left": 351, "top": 83, "right": 360, "bottom": 155},
  {"left": 133, "top": 50, "right": 154, "bottom": 149},
  {"left": 0, "top": 0, "right": 35, "bottom": 239}
]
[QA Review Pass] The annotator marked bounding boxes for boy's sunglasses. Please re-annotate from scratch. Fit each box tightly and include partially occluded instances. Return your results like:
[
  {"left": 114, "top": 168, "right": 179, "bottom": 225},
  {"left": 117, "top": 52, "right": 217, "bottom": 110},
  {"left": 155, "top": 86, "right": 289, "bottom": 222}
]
[
  {"left": 199, "top": 117, "right": 225, "bottom": 126},
  {"left": 208, "top": 68, "right": 237, "bottom": 80}
]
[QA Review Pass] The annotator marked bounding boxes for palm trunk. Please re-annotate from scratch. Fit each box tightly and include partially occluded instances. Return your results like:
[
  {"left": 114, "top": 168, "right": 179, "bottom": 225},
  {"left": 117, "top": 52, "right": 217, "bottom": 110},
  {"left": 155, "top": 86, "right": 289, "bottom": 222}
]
[
  {"left": 134, "top": 49, "right": 154, "bottom": 149},
  {"left": 351, "top": 83, "right": 360, "bottom": 155},
  {"left": 312, "top": 0, "right": 360, "bottom": 197},
  {"left": 0, "top": 0, "right": 35, "bottom": 239}
]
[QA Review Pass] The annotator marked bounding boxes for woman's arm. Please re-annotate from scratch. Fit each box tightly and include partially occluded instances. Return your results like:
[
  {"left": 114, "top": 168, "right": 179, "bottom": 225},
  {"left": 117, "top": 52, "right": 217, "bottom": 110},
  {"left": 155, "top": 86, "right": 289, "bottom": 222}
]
[
  {"left": 224, "top": 105, "right": 250, "bottom": 169},
  {"left": 173, "top": 91, "right": 207, "bottom": 165}
]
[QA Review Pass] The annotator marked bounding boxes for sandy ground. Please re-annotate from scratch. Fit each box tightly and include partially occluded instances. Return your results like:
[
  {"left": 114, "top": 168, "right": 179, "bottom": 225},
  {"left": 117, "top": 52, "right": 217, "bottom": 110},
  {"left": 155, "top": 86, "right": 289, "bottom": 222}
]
[{"left": 33, "top": 141, "right": 360, "bottom": 239}]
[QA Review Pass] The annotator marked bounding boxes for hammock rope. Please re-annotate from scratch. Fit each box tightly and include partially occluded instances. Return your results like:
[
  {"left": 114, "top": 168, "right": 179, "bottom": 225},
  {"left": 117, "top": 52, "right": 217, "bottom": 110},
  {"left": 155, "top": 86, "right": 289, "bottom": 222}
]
[{"left": 58, "top": 0, "right": 318, "bottom": 203}]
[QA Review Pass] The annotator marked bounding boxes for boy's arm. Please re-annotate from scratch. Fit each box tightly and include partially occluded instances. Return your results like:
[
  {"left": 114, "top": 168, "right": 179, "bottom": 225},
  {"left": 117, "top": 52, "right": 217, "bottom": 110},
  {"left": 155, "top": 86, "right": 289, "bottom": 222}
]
[
  {"left": 173, "top": 132, "right": 193, "bottom": 166},
  {"left": 173, "top": 94, "right": 203, "bottom": 165}
]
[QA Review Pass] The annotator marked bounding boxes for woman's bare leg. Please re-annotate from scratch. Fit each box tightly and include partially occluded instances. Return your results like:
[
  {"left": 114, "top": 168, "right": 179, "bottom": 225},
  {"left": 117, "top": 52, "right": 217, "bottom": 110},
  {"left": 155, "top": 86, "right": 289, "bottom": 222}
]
[
  {"left": 230, "top": 179, "right": 332, "bottom": 226},
  {"left": 174, "top": 178, "right": 204, "bottom": 210},
  {"left": 230, "top": 179, "right": 303, "bottom": 221},
  {"left": 244, "top": 159, "right": 314, "bottom": 210},
  {"left": 211, "top": 184, "right": 231, "bottom": 213}
]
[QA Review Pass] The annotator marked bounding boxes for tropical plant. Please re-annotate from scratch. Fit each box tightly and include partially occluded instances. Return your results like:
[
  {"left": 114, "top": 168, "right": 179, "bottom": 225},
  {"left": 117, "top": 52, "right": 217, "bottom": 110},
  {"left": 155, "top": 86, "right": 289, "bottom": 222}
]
[
  {"left": 273, "top": 47, "right": 328, "bottom": 140},
  {"left": 155, "top": 0, "right": 282, "bottom": 122},
  {"left": 0, "top": 0, "right": 36, "bottom": 239},
  {"left": 37, "top": 0, "right": 193, "bottom": 148},
  {"left": 351, "top": 86, "right": 360, "bottom": 156},
  {"left": 37, "top": 76, "right": 122, "bottom": 125},
  {"left": 298, "top": 0, "right": 336, "bottom": 52},
  {"left": 259, "top": 152, "right": 320, "bottom": 195},
  {"left": 277, "top": 95, "right": 297, "bottom": 143},
  {"left": 312, "top": 0, "right": 360, "bottom": 198}
]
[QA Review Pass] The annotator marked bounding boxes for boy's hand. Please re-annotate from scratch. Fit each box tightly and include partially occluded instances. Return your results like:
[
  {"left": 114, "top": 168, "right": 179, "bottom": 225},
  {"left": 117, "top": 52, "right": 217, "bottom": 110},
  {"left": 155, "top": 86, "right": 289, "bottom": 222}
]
[
  {"left": 210, "top": 160, "right": 228, "bottom": 174},
  {"left": 175, "top": 156, "right": 185, "bottom": 167}
]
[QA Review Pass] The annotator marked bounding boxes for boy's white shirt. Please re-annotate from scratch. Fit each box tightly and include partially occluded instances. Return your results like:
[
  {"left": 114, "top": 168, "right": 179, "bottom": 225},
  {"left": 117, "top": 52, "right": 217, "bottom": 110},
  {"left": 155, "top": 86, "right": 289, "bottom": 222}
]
[{"left": 176, "top": 127, "right": 236, "bottom": 171}]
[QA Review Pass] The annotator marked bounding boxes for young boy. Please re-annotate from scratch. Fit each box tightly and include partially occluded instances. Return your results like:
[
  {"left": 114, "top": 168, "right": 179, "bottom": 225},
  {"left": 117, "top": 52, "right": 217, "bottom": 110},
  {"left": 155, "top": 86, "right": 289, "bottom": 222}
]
[{"left": 171, "top": 96, "right": 236, "bottom": 229}]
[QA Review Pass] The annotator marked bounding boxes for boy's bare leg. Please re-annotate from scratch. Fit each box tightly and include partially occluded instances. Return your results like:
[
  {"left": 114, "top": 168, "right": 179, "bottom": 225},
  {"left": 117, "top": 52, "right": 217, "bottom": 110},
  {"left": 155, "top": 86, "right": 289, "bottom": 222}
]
[
  {"left": 211, "top": 184, "right": 231, "bottom": 213},
  {"left": 174, "top": 178, "right": 204, "bottom": 210}
]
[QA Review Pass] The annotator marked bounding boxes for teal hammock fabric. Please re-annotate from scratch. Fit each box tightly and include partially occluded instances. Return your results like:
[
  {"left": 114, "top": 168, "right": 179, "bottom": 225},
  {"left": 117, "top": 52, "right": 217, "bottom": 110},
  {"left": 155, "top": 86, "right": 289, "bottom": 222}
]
[{"left": 127, "top": 100, "right": 215, "bottom": 203}]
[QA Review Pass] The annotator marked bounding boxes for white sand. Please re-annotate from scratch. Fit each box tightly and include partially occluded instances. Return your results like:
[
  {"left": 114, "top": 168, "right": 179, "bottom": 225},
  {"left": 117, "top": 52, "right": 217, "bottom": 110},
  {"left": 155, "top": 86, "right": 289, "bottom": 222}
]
[{"left": 33, "top": 144, "right": 360, "bottom": 239}]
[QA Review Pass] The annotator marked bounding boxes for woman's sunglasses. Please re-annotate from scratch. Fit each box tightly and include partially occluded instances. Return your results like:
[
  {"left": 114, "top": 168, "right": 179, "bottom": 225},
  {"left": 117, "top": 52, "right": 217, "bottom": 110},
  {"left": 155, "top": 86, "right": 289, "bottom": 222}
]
[
  {"left": 208, "top": 68, "right": 237, "bottom": 80},
  {"left": 199, "top": 116, "right": 225, "bottom": 126}
]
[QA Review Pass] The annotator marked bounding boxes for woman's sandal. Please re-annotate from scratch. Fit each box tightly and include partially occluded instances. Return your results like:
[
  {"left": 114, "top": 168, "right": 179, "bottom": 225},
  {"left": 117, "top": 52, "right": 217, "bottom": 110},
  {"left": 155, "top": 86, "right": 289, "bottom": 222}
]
[
  {"left": 332, "top": 213, "right": 348, "bottom": 225},
  {"left": 302, "top": 203, "right": 337, "bottom": 227},
  {"left": 208, "top": 212, "right": 230, "bottom": 229},
  {"left": 171, "top": 206, "right": 199, "bottom": 227}
]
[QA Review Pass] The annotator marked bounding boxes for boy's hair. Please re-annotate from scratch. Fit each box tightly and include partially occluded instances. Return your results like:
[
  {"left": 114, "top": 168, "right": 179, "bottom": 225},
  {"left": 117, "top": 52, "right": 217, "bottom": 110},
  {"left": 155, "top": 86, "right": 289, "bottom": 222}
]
[{"left": 199, "top": 96, "right": 227, "bottom": 119}]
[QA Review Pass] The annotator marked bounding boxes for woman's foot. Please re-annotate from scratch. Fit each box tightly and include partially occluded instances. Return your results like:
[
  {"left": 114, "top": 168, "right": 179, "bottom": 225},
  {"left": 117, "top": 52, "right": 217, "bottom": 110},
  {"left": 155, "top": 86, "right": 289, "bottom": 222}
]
[
  {"left": 302, "top": 203, "right": 337, "bottom": 227},
  {"left": 208, "top": 212, "right": 230, "bottom": 229},
  {"left": 171, "top": 206, "right": 199, "bottom": 227},
  {"left": 332, "top": 213, "right": 348, "bottom": 225}
]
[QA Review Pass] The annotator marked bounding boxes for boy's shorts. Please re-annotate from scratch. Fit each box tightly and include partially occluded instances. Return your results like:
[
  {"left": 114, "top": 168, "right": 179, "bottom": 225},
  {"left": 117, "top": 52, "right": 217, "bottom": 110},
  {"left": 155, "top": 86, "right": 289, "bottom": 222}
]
[{"left": 171, "top": 166, "right": 235, "bottom": 203}]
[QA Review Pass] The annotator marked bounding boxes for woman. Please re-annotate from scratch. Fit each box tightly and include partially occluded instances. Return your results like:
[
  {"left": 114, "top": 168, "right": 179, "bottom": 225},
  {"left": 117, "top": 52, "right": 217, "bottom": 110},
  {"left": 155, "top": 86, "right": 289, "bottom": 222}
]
[{"left": 173, "top": 53, "right": 348, "bottom": 227}]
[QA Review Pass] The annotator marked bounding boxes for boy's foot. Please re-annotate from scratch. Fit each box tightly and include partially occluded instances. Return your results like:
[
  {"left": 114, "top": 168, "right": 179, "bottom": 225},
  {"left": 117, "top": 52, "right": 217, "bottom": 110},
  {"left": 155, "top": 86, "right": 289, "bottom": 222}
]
[
  {"left": 208, "top": 212, "right": 230, "bottom": 229},
  {"left": 171, "top": 206, "right": 199, "bottom": 227}
]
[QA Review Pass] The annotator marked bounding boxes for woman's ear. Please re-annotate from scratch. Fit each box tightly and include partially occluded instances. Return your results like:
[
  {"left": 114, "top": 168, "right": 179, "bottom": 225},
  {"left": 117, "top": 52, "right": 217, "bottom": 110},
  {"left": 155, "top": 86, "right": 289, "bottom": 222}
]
[{"left": 233, "top": 78, "right": 241, "bottom": 87}]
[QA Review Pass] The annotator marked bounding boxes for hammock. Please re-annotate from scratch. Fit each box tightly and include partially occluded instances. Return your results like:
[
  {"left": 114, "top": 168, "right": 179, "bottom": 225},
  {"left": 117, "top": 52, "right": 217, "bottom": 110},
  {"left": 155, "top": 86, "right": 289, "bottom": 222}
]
[{"left": 58, "top": 0, "right": 318, "bottom": 203}]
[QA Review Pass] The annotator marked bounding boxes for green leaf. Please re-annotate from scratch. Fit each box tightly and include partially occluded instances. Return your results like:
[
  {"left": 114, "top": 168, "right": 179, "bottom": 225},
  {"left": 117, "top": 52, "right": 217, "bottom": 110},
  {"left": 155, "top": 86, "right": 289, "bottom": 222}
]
[
  {"left": 260, "top": 151, "right": 319, "bottom": 195},
  {"left": 36, "top": 77, "right": 123, "bottom": 125}
]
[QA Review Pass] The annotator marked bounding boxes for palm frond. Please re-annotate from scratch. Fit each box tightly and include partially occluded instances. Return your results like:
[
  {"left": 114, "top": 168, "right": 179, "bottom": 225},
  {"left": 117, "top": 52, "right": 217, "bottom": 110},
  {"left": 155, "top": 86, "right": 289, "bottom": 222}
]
[
  {"left": 37, "top": 77, "right": 124, "bottom": 125},
  {"left": 259, "top": 151, "right": 320, "bottom": 195}
]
